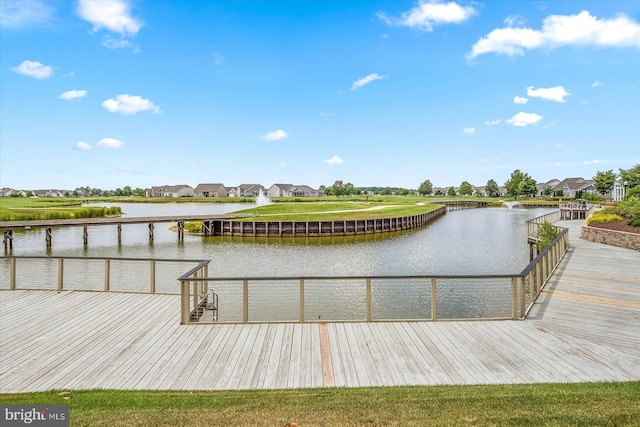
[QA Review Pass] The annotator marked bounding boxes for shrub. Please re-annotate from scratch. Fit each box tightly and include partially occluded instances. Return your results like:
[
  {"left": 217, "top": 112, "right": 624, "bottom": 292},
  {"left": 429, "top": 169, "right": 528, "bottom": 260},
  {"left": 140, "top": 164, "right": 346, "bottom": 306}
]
[
  {"left": 587, "top": 210, "right": 622, "bottom": 225},
  {"left": 185, "top": 221, "right": 202, "bottom": 233},
  {"left": 619, "top": 196, "right": 640, "bottom": 227},
  {"left": 536, "top": 221, "right": 561, "bottom": 251}
]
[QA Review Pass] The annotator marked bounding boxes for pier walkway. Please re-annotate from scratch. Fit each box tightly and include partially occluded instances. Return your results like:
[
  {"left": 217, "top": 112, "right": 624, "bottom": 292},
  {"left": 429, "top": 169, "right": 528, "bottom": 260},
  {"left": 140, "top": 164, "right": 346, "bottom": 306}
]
[{"left": 1, "top": 220, "right": 639, "bottom": 392}]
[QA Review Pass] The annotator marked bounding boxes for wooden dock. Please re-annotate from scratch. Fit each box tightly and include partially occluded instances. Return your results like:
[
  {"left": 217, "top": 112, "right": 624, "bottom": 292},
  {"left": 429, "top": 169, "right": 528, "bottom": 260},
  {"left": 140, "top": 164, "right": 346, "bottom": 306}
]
[{"left": 1, "top": 219, "right": 639, "bottom": 392}]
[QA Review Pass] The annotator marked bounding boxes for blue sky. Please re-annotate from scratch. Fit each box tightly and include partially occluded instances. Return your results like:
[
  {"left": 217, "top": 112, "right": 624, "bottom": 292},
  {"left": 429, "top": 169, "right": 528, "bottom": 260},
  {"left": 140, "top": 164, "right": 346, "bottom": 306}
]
[{"left": 1, "top": 0, "right": 639, "bottom": 191}]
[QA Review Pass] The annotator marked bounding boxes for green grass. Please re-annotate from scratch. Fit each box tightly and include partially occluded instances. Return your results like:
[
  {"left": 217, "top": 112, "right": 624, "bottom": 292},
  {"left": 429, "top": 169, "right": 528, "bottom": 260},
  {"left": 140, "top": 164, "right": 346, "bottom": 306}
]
[
  {"left": 231, "top": 202, "right": 443, "bottom": 222},
  {"left": 0, "top": 206, "right": 122, "bottom": 221},
  {"left": 1, "top": 382, "right": 638, "bottom": 426}
]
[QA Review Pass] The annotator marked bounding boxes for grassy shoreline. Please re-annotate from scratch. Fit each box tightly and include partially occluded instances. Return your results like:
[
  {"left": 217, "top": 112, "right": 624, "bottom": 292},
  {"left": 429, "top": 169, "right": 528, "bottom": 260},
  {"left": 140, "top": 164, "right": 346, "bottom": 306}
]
[{"left": 1, "top": 382, "right": 638, "bottom": 426}]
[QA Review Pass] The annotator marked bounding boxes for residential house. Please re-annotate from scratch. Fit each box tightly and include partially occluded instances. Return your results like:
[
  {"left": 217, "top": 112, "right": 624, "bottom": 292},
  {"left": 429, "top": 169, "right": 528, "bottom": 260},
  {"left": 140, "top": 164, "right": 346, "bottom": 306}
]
[
  {"left": 473, "top": 186, "right": 486, "bottom": 197},
  {"left": 1, "top": 188, "right": 16, "bottom": 197},
  {"left": 536, "top": 179, "right": 561, "bottom": 197},
  {"left": 233, "top": 184, "right": 265, "bottom": 197},
  {"left": 162, "top": 185, "right": 194, "bottom": 198},
  {"left": 610, "top": 180, "right": 627, "bottom": 202},
  {"left": 553, "top": 177, "right": 595, "bottom": 198},
  {"left": 267, "top": 183, "right": 323, "bottom": 197},
  {"left": 146, "top": 186, "right": 168, "bottom": 197},
  {"left": 267, "top": 184, "right": 294, "bottom": 197},
  {"left": 32, "top": 189, "right": 64, "bottom": 197},
  {"left": 194, "top": 183, "right": 227, "bottom": 197}
]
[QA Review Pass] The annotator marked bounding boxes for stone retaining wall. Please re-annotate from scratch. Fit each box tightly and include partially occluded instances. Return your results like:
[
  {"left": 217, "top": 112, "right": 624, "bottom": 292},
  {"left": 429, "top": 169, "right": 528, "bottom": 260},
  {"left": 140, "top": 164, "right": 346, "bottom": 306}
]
[{"left": 581, "top": 224, "right": 640, "bottom": 251}]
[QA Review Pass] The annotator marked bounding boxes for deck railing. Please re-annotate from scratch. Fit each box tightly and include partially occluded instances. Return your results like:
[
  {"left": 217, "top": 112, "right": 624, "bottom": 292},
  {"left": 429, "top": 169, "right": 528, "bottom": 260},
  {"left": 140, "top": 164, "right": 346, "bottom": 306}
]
[
  {"left": 0, "top": 256, "right": 207, "bottom": 295},
  {"left": 1, "top": 213, "right": 569, "bottom": 324}
]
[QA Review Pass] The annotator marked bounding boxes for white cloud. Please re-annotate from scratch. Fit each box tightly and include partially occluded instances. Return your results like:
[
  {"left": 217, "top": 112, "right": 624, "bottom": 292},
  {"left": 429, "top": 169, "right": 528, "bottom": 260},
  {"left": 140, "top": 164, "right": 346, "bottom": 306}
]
[
  {"left": 77, "top": 0, "right": 142, "bottom": 36},
  {"left": 11, "top": 60, "right": 53, "bottom": 79},
  {"left": 261, "top": 129, "right": 288, "bottom": 141},
  {"left": 352, "top": 73, "right": 386, "bottom": 90},
  {"left": 513, "top": 96, "right": 529, "bottom": 104},
  {"left": 102, "top": 94, "right": 161, "bottom": 114},
  {"left": 0, "top": 0, "right": 54, "bottom": 28},
  {"left": 76, "top": 141, "right": 91, "bottom": 151},
  {"left": 504, "top": 15, "right": 526, "bottom": 27},
  {"left": 583, "top": 159, "right": 605, "bottom": 165},
  {"left": 59, "top": 90, "right": 87, "bottom": 101},
  {"left": 377, "top": 0, "right": 477, "bottom": 32},
  {"left": 97, "top": 138, "right": 124, "bottom": 148},
  {"left": 102, "top": 35, "right": 133, "bottom": 49},
  {"left": 592, "top": 80, "right": 603, "bottom": 87},
  {"left": 527, "top": 86, "right": 570, "bottom": 102},
  {"left": 462, "top": 127, "right": 475, "bottom": 134},
  {"left": 324, "top": 155, "right": 344, "bottom": 166},
  {"left": 507, "top": 112, "right": 543, "bottom": 127},
  {"left": 469, "top": 10, "right": 640, "bottom": 58},
  {"left": 485, "top": 119, "right": 501, "bottom": 126}
]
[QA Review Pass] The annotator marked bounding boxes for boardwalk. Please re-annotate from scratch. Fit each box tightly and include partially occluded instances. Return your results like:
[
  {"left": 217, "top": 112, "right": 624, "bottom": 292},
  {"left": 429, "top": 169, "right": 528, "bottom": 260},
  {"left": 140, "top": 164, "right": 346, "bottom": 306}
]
[{"left": 1, "top": 220, "right": 639, "bottom": 392}]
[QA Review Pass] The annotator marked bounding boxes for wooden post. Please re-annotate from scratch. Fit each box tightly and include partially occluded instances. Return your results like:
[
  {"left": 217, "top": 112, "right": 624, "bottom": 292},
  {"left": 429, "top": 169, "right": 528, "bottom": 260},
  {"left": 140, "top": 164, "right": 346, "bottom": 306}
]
[
  {"left": 150, "top": 260, "right": 156, "bottom": 293},
  {"left": 300, "top": 279, "right": 305, "bottom": 323},
  {"left": 431, "top": 278, "right": 437, "bottom": 321},
  {"left": 3, "top": 229, "right": 13, "bottom": 251},
  {"left": 148, "top": 223, "right": 154, "bottom": 242},
  {"left": 366, "top": 278, "right": 372, "bottom": 322},
  {"left": 180, "top": 280, "right": 190, "bottom": 324},
  {"left": 104, "top": 259, "right": 110, "bottom": 291},
  {"left": 83, "top": 225, "right": 88, "bottom": 246},
  {"left": 520, "top": 276, "right": 531, "bottom": 319},
  {"left": 243, "top": 279, "right": 249, "bottom": 323},
  {"left": 117, "top": 224, "right": 122, "bottom": 245},
  {"left": 58, "top": 258, "right": 64, "bottom": 291},
  {"left": 203, "top": 263, "right": 209, "bottom": 296},
  {"left": 10, "top": 257, "right": 16, "bottom": 289},
  {"left": 45, "top": 228, "right": 52, "bottom": 247},
  {"left": 177, "top": 221, "right": 184, "bottom": 240},
  {"left": 511, "top": 277, "right": 517, "bottom": 320}
]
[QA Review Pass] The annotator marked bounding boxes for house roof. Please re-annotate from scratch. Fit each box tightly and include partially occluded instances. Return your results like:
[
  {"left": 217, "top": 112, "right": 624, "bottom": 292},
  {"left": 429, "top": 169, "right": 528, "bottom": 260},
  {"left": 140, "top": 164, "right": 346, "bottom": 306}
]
[
  {"left": 164, "top": 184, "right": 194, "bottom": 193},
  {"left": 194, "top": 183, "right": 224, "bottom": 192},
  {"left": 554, "top": 177, "right": 594, "bottom": 191}
]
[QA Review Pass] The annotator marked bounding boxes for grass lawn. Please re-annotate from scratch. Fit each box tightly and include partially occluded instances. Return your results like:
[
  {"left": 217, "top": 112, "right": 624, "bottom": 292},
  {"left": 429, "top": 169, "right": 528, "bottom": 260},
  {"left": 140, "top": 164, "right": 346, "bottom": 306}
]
[
  {"left": 232, "top": 202, "right": 444, "bottom": 222},
  {"left": 1, "top": 382, "right": 638, "bottom": 426}
]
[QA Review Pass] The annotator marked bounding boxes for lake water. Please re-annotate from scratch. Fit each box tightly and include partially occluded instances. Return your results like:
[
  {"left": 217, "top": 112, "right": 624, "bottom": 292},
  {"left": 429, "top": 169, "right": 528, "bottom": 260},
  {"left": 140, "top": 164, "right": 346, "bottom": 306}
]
[{"left": 1, "top": 203, "right": 552, "bottom": 320}]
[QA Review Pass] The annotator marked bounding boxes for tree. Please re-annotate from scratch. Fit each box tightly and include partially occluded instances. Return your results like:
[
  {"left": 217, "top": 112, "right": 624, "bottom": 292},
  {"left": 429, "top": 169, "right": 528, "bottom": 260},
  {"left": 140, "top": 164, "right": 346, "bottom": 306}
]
[
  {"left": 132, "top": 187, "right": 145, "bottom": 197},
  {"left": 122, "top": 186, "right": 133, "bottom": 196},
  {"left": 505, "top": 169, "right": 532, "bottom": 200},
  {"left": 542, "top": 186, "right": 553, "bottom": 197},
  {"left": 327, "top": 180, "right": 344, "bottom": 196},
  {"left": 447, "top": 186, "right": 456, "bottom": 197},
  {"left": 381, "top": 187, "right": 392, "bottom": 195},
  {"left": 343, "top": 182, "right": 355, "bottom": 195},
  {"left": 619, "top": 164, "right": 640, "bottom": 189},
  {"left": 519, "top": 176, "right": 537, "bottom": 198},
  {"left": 418, "top": 179, "right": 433, "bottom": 196},
  {"left": 459, "top": 181, "right": 473, "bottom": 196},
  {"left": 485, "top": 179, "right": 499, "bottom": 197},
  {"left": 593, "top": 169, "right": 616, "bottom": 197},
  {"left": 397, "top": 188, "right": 409, "bottom": 196}
]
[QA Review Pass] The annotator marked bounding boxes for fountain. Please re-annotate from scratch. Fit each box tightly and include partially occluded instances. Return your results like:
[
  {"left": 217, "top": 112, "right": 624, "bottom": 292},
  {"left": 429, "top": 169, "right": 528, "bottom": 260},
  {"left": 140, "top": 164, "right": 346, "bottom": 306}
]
[
  {"left": 502, "top": 201, "right": 521, "bottom": 210},
  {"left": 255, "top": 191, "right": 272, "bottom": 206}
]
